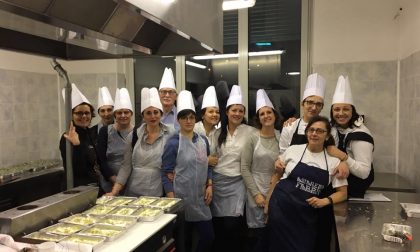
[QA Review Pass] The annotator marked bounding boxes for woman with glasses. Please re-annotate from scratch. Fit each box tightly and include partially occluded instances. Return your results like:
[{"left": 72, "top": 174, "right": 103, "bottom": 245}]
[
  {"left": 162, "top": 91, "right": 214, "bottom": 252},
  {"left": 327, "top": 76, "right": 374, "bottom": 198},
  {"left": 240, "top": 89, "right": 280, "bottom": 251},
  {"left": 60, "top": 83, "right": 99, "bottom": 188},
  {"left": 97, "top": 88, "right": 134, "bottom": 194},
  {"left": 108, "top": 88, "right": 173, "bottom": 197},
  {"left": 266, "top": 116, "right": 347, "bottom": 252}
]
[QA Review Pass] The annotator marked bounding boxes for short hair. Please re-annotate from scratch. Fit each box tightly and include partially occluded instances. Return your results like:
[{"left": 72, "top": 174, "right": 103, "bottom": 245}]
[
  {"left": 73, "top": 102, "right": 96, "bottom": 118},
  {"left": 254, "top": 107, "right": 279, "bottom": 129},
  {"left": 177, "top": 109, "right": 196, "bottom": 120}
]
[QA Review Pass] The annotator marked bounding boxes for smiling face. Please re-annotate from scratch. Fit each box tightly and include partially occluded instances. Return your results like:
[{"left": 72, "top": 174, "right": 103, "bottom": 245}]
[
  {"left": 98, "top": 105, "right": 114, "bottom": 125},
  {"left": 114, "top": 109, "right": 133, "bottom": 127},
  {"left": 202, "top": 106, "right": 220, "bottom": 126},
  {"left": 159, "top": 88, "right": 177, "bottom": 111},
  {"left": 332, "top": 103, "right": 353, "bottom": 128},
  {"left": 72, "top": 104, "right": 93, "bottom": 128},
  {"left": 226, "top": 104, "right": 245, "bottom": 127},
  {"left": 258, "top": 106, "right": 276, "bottom": 128},
  {"left": 142, "top": 107, "right": 162, "bottom": 127}
]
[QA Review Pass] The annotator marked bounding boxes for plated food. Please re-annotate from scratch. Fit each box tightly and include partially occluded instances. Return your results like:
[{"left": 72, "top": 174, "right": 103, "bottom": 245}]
[
  {"left": 131, "top": 207, "right": 163, "bottom": 221},
  {"left": 59, "top": 214, "right": 102, "bottom": 226},
  {"left": 97, "top": 215, "right": 136, "bottom": 228},
  {"left": 41, "top": 223, "right": 85, "bottom": 236},
  {"left": 79, "top": 224, "right": 124, "bottom": 240},
  {"left": 61, "top": 234, "right": 106, "bottom": 246},
  {"left": 24, "top": 231, "right": 66, "bottom": 242},
  {"left": 83, "top": 205, "right": 116, "bottom": 215},
  {"left": 149, "top": 198, "right": 180, "bottom": 210},
  {"left": 106, "top": 197, "right": 135, "bottom": 206},
  {"left": 129, "top": 197, "right": 159, "bottom": 207},
  {"left": 96, "top": 196, "right": 114, "bottom": 205},
  {"left": 109, "top": 206, "right": 138, "bottom": 216}
]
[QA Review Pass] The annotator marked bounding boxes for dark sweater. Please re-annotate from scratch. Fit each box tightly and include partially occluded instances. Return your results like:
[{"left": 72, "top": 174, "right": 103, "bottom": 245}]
[{"left": 59, "top": 125, "right": 98, "bottom": 187}]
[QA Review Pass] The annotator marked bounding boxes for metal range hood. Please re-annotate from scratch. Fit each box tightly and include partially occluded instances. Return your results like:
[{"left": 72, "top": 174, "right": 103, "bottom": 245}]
[{"left": 0, "top": 0, "right": 223, "bottom": 60}]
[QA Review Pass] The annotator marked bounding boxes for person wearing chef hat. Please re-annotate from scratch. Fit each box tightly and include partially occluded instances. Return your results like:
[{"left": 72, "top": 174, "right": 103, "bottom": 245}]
[
  {"left": 108, "top": 87, "right": 174, "bottom": 197},
  {"left": 210, "top": 85, "right": 256, "bottom": 251},
  {"left": 239, "top": 89, "right": 280, "bottom": 251},
  {"left": 327, "top": 76, "right": 374, "bottom": 198},
  {"left": 59, "top": 83, "right": 99, "bottom": 188},
  {"left": 92, "top": 87, "right": 114, "bottom": 134},
  {"left": 96, "top": 88, "right": 134, "bottom": 194},
  {"left": 162, "top": 90, "right": 214, "bottom": 252},
  {"left": 159, "top": 67, "right": 180, "bottom": 130},
  {"left": 195, "top": 86, "right": 220, "bottom": 167}
]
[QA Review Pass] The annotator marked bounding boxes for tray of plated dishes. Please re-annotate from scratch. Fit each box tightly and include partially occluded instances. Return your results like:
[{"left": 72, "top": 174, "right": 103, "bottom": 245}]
[
  {"left": 128, "top": 196, "right": 160, "bottom": 207},
  {"left": 95, "top": 195, "right": 115, "bottom": 205},
  {"left": 60, "top": 233, "right": 106, "bottom": 249},
  {"left": 83, "top": 205, "right": 116, "bottom": 216},
  {"left": 59, "top": 214, "right": 103, "bottom": 226},
  {"left": 108, "top": 205, "right": 139, "bottom": 217},
  {"left": 23, "top": 231, "right": 67, "bottom": 242},
  {"left": 40, "top": 223, "right": 85, "bottom": 236},
  {"left": 105, "top": 196, "right": 136, "bottom": 206},
  {"left": 131, "top": 207, "right": 164, "bottom": 222},
  {"left": 97, "top": 215, "right": 137, "bottom": 228},
  {"left": 78, "top": 224, "right": 125, "bottom": 241},
  {"left": 148, "top": 197, "right": 181, "bottom": 212}
]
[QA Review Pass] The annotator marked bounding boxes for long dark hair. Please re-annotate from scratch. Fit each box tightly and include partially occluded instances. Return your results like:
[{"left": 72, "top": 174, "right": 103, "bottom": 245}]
[
  {"left": 253, "top": 107, "right": 279, "bottom": 129},
  {"left": 305, "top": 115, "right": 333, "bottom": 148},
  {"left": 217, "top": 104, "right": 247, "bottom": 147},
  {"left": 329, "top": 104, "right": 360, "bottom": 128}
]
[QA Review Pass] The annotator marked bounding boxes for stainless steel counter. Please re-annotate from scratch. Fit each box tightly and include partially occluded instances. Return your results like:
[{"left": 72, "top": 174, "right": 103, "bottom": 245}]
[
  {"left": 335, "top": 191, "right": 420, "bottom": 251},
  {"left": 370, "top": 172, "right": 416, "bottom": 193}
]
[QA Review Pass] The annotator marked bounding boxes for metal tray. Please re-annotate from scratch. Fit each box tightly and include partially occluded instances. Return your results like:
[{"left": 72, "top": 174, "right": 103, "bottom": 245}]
[
  {"left": 105, "top": 197, "right": 136, "bottom": 206},
  {"left": 97, "top": 215, "right": 137, "bottom": 228},
  {"left": 129, "top": 196, "right": 160, "bottom": 207},
  {"left": 23, "top": 231, "right": 67, "bottom": 242},
  {"left": 41, "top": 223, "right": 85, "bottom": 236},
  {"left": 148, "top": 197, "right": 181, "bottom": 212},
  {"left": 96, "top": 196, "right": 114, "bottom": 205},
  {"left": 83, "top": 205, "right": 116, "bottom": 216},
  {"left": 60, "top": 233, "right": 106, "bottom": 247},
  {"left": 59, "top": 214, "right": 102, "bottom": 226},
  {"left": 78, "top": 224, "right": 125, "bottom": 241},
  {"left": 131, "top": 207, "right": 164, "bottom": 222},
  {"left": 109, "top": 206, "right": 139, "bottom": 217}
]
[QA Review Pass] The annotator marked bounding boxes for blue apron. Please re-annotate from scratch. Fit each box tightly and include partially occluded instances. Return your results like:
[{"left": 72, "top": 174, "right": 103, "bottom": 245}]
[{"left": 268, "top": 146, "right": 330, "bottom": 252}]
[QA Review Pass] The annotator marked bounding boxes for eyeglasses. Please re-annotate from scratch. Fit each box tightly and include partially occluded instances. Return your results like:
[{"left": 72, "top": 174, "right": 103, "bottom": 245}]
[
  {"left": 159, "top": 90, "right": 177, "bottom": 95},
  {"left": 304, "top": 100, "right": 324, "bottom": 109},
  {"left": 73, "top": 111, "right": 91, "bottom": 117},
  {"left": 307, "top": 127, "right": 327, "bottom": 134}
]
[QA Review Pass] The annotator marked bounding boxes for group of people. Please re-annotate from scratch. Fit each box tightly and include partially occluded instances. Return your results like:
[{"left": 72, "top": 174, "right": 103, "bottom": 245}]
[{"left": 59, "top": 67, "right": 375, "bottom": 252}]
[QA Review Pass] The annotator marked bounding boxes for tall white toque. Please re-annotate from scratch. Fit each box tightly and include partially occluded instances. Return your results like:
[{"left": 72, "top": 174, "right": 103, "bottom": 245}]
[
  {"left": 159, "top": 67, "right": 176, "bottom": 90},
  {"left": 332, "top": 75, "right": 354, "bottom": 105},
  {"left": 256, "top": 89, "right": 274, "bottom": 112},
  {"left": 97, "top": 86, "right": 114, "bottom": 109},
  {"left": 114, "top": 88, "right": 133, "bottom": 111},
  {"left": 302, "top": 73, "right": 326, "bottom": 101},
  {"left": 201, "top": 86, "right": 219, "bottom": 109},
  {"left": 141, "top": 87, "right": 163, "bottom": 113},
  {"left": 62, "top": 83, "right": 91, "bottom": 109},
  {"left": 226, "top": 85, "right": 244, "bottom": 108},
  {"left": 177, "top": 90, "right": 195, "bottom": 115}
]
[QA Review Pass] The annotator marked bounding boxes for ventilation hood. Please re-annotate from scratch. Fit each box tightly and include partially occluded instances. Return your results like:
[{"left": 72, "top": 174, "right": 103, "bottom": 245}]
[{"left": 0, "top": 0, "right": 223, "bottom": 60}]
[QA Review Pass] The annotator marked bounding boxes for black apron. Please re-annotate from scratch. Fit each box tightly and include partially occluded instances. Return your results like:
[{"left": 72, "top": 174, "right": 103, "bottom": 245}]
[
  {"left": 268, "top": 146, "right": 330, "bottom": 252},
  {"left": 338, "top": 131, "right": 375, "bottom": 198},
  {"left": 290, "top": 119, "right": 308, "bottom": 146}
]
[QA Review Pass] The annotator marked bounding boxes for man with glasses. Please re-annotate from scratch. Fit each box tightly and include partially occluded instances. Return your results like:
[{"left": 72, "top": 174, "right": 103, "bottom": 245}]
[
  {"left": 92, "top": 87, "right": 114, "bottom": 134},
  {"left": 159, "top": 68, "right": 179, "bottom": 130}
]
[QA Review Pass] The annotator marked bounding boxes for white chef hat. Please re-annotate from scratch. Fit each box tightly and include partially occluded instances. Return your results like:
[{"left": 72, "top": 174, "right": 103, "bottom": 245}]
[
  {"left": 302, "top": 73, "right": 326, "bottom": 101},
  {"left": 97, "top": 86, "right": 114, "bottom": 109},
  {"left": 141, "top": 87, "right": 163, "bottom": 113},
  {"left": 113, "top": 88, "right": 133, "bottom": 112},
  {"left": 256, "top": 89, "right": 274, "bottom": 112},
  {"left": 332, "top": 75, "right": 354, "bottom": 105},
  {"left": 177, "top": 90, "right": 195, "bottom": 115},
  {"left": 226, "top": 85, "right": 244, "bottom": 108},
  {"left": 159, "top": 67, "right": 176, "bottom": 90},
  {"left": 62, "top": 83, "right": 91, "bottom": 109},
  {"left": 201, "top": 86, "right": 219, "bottom": 109}
]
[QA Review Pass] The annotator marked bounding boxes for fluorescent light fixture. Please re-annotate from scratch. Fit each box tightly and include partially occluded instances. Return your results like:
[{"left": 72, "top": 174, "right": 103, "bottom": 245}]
[
  {"left": 186, "top": 61, "right": 206, "bottom": 69},
  {"left": 287, "top": 72, "right": 300, "bottom": 76},
  {"left": 176, "top": 29, "right": 190, "bottom": 40},
  {"left": 192, "top": 50, "right": 284, "bottom": 60},
  {"left": 223, "top": 0, "right": 256, "bottom": 11},
  {"left": 200, "top": 42, "right": 213, "bottom": 52}
]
